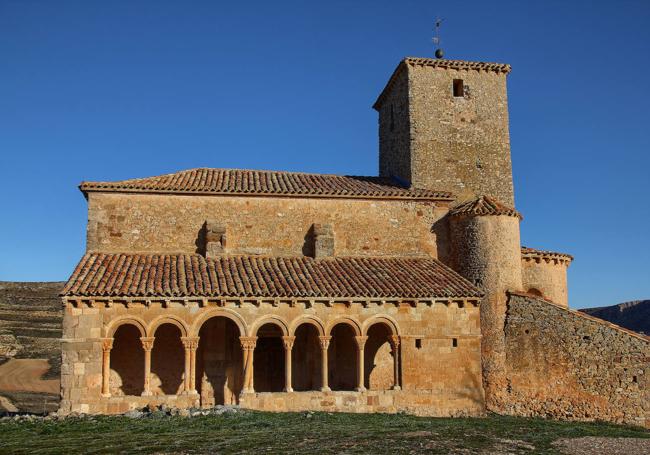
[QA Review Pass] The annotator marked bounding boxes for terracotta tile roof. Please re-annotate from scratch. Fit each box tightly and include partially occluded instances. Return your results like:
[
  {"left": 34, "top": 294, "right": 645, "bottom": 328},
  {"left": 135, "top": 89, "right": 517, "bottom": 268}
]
[
  {"left": 521, "top": 247, "right": 573, "bottom": 262},
  {"left": 79, "top": 168, "right": 453, "bottom": 201},
  {"left": 62, "top": 253, "right": 483, "bottom": 300},
  {"left": 449, "top": 195, "right": 522, "bottom": 219},
  {"left": 374, "top": 57, "right": 511, "bottom": 109}
]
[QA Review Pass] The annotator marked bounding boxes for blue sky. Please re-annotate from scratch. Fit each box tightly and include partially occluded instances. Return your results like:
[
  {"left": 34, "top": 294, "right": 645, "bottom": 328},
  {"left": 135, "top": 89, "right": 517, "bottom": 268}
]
[{"left": 1, "top": 0, "right": 648, "bottom": 309}]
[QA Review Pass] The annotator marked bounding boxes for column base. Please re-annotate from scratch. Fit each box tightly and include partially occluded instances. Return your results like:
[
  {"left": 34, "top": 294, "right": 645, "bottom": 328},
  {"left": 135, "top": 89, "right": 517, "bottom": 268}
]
[
  {"left": 283, "top": 387, "right": 294, "bottom": 393},
  {"left": 101, "top": 393, "right": 111, "bottom": 398},
  {"left": 320, "top": 386, "right": 331, "bottom": 392},
  {"left": 392, "top": 385, "right": 401, "bottom": 391},
  {"left": 141, "top": 391, "right": 153, "bottom": 397},
  {"left": 355, "top": 387, "right": 367, "bottom": 392},
  {"left": 181, "top": 390, "right": 199, "bottom": 396}
]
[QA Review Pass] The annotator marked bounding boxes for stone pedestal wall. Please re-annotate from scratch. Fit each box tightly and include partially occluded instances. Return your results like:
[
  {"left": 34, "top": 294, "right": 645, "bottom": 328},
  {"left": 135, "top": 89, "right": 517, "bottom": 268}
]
[{"left": 504, "top": 293, "right": 650, "bottom": 428}]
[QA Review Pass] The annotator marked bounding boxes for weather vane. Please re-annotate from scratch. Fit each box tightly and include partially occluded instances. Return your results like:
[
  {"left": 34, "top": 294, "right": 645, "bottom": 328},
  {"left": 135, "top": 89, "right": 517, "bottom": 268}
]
[{"left": 433, "top": 17, "right": 444, "bottom": 59}]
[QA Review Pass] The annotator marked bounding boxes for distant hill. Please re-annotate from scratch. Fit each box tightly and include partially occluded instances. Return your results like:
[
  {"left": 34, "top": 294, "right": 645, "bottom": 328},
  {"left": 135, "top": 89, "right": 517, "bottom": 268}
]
[
  {"left": 0, "top": 281, "right": 63, "bottom": 413},
  {"left": 580, "top": 300, "right": 650, "bottom": 335}
]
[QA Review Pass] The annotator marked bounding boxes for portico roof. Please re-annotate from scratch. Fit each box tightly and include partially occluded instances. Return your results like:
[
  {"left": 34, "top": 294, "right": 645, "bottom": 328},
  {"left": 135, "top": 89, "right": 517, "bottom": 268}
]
[{"left": 62, "top": 253, "right": 483, "bottom": 300}]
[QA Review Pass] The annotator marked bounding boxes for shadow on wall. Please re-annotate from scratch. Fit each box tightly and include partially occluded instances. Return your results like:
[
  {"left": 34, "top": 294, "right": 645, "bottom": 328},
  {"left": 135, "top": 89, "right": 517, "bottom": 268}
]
[
  {"left": 197, "top": 317, "right": 243, "bottom": 407},
  {"left": 194, "top": 222, "right": 207, "bottom": 255},
  {"left": 301, "top": 225, "right": 315, "bottom": 258},
  {"left": 364, "top": 324, "right": 393, "bottom": 390},
  {"left": 110, "top": 325, "right": 145, "bottom": 396},
  {"left": 453, "top": 362, "right": 486, "bottom": 411},
  {"left": 430, "top": 215, "right": 451, "bottom": 265},
  {"left": 151, "top": 324, "right": 184, "bottom": 395}
]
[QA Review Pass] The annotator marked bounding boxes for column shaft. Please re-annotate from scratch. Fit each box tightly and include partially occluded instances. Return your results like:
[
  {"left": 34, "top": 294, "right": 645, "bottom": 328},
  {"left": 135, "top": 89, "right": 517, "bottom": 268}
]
[
  {"left": 181, "top": 337, "right": 199, "bottom": 394},
  {"left": 239, "top": 337, "right": 257, "bottom": 393},
  {"left": 282, "top": 336, "right": 295, "bottom": 393},
  {"left": 141, "top": 337, "right": 155, "bottom": 397},
  {"left": 390, "top": 335, "right": 401, "bottom": 391},
  {"left": 355, "top": 336, "right": 368, "bottom": 392},
  {"left": 101, "top": 338, "right": 113, "bottom": 397},
  {"left": 319, "top": 336, "right": 331, "bottom": 392}
]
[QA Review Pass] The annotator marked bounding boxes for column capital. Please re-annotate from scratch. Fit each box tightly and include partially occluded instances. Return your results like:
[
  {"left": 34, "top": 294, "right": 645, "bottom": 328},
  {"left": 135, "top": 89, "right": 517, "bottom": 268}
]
[
  {"left": 318, "top": 335, "right": 332, "bottom": 350},
  {"left": 140, "top": 336, "right": 155, "bottom": 351},
  {"left": 282, "top": 336, "right": 296, "bottom": 350},
  {"left": 239, "top": 336, "right": 258, "bottom": 350},
  {"left": 101, "top": 337, "right": 114, "bottom": 352},
  {"left": 181, "top": 336, "right": 200, "bottom": 350},
  {"left": 354, "top": 335, "right": 368, "bottom": 350}
]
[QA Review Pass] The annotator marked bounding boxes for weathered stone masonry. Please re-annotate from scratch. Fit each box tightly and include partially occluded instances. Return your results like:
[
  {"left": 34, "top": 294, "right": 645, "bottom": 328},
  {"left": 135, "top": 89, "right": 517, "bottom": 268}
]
[
  {"left": 60, "top": 254, "right": 484, "bottom": 415},
  {"left": 504, "top": 293, "right": 649, "bottom": 427},
  {"left": 59, "top": 55, "right": 648, "bottom": 426}
]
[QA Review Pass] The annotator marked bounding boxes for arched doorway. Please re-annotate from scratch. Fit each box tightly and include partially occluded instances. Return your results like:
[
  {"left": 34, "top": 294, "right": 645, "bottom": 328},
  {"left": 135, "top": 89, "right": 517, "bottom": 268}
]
[
  {"left": 151, "top": 323, "right": 185, "bottom": 395},
  {"left": 197, "top": 317, "right": 243, "bottom": 406},
  {"left": 253, "top": 323, "right": 285, "bottom": 392},
  {"left": 292, "top": 323, "right": 321, "bottom": 391},
  {"left": 110, "top": 324, "right": 144, "bottom": 396},
  {"left": 328, "top": 323, "right": 357, "bottom": 391},
  {"left": 364, "top": 323, "right": 394, "bottom": 390}
]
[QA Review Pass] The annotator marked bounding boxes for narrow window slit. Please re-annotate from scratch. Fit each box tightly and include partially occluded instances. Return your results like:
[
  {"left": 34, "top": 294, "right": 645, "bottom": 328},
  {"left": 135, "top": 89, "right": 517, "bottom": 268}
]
[{"left": 453, "top": 79, "right": 464, "bottom": 97}]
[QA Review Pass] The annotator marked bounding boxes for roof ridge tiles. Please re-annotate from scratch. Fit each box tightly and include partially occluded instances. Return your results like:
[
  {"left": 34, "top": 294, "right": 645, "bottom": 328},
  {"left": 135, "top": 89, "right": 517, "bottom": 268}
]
[
  {"left": 79, "top": 168, "right": 454, "bottom": 201},
  {"left": 449, "top": 195, "right": 522, "bottom": 219}
]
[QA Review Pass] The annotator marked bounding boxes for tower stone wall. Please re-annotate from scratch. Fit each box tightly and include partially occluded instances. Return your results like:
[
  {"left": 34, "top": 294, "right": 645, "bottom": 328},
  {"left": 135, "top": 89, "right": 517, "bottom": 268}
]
[
  {"left": 375, "top": 59, "right": 515, "bottom": 205},
  {"left": 449, "top": 208, "right": 523, "bottom": 410}
]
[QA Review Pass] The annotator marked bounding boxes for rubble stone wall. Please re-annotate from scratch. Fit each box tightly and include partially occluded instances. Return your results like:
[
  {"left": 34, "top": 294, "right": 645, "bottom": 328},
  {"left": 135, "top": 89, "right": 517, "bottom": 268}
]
[
  {"left": 86, "top": 193, "right": 452, "bottom": 263},
  {"left": 504, "top": 293, "right": 650, "bottom": 428}
]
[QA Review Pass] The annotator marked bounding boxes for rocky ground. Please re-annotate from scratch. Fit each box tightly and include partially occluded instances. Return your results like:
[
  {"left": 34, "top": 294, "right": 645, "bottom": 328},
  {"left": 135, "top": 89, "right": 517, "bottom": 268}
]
[{"left": 0, "top": 281, "right": 63, "bottom": 413}]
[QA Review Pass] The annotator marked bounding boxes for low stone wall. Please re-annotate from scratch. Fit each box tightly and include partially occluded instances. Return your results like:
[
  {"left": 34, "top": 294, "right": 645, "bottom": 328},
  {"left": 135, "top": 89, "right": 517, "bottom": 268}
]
[
  {"left": 240, "top": 389, "right": 484, "bottom": 417},
  {"left": 100, "top": 394, "right": 199, "bottom": 415},
  {"left": 504, "top": 293, "right": 649, "bottom": 428}
]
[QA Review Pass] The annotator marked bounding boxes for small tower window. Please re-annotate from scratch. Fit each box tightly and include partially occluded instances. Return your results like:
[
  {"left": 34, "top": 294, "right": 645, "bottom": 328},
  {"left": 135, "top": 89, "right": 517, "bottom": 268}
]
[
  {"left": 390, "top": 104, "right": 395, "bottom": 131},
  {"left": 415, "top": 338, "right": 422, "bottom": 349},
  {"left": 453, "top": 79, "right": 464, "bottom": 97},
  {"left": 452, "top": 338, "right": 458, "bottom": 348}
]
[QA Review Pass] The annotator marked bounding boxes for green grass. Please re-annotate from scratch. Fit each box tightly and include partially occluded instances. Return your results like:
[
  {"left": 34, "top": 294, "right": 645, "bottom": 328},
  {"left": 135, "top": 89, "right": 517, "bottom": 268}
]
[{"left": 0, "top": 411, "right": 647, "bottom": 454}]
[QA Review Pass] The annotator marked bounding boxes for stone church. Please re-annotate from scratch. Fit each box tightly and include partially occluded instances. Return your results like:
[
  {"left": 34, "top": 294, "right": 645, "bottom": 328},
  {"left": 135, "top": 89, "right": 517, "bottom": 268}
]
[{"left": 60, "top": 57, "right": 649, "bottom": 426}]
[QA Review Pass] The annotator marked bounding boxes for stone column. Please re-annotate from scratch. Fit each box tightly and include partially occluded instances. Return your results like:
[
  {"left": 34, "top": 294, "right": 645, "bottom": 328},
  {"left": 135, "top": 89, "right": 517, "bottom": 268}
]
[
  {"left": 140, "top": 337, "right": 155, "bottom": 397},
  {"left": 389, "top": 335, "right": 401, "bottom": 391},
  {"left": 239, "top": 336, "right": 257, "bottom": 393},
  {"left": 181, "top": 337, "right": 200, "bottom": 394},
  {"left": 354, "top": 336, "right": 368, "bottom": 392},
  {"left": 319, "top": 336, "right": 331, "bottom": 392},
  {"left": 101, "top": 338, "right": 113, "bottom": 397},
  {"left": 282, "top": 336, "right": 295, "bottom": 392}
]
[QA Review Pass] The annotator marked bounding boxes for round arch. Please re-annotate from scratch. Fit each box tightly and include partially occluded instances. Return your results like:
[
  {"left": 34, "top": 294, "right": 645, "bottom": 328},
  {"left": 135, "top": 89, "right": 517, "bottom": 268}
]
[
  {"left": 191, "top": 308, "right": 247, "bottom": 337},
  {"left": 105, "top": 316, "right": 147, "bottom": 338},
  {"left": 326, "top": 317, "right": 362, "bottom": 336},
  {"left": 250, "top": 315, "right": 289, "bottom": 337},
  {"left": 289, "top": 315, "right": 326, "bottom": 337},
  {"left": 147, "top": 315, "right": 189, "bottom": 338},
  {"left": 361, "top": 315, "right": 400, "bottom": 337}
]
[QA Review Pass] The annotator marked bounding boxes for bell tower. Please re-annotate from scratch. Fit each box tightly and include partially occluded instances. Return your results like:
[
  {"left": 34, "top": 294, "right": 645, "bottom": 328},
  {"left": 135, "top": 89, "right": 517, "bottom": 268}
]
[{"left": 373, "top": 57, "right": 515, "bottom": 205}]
